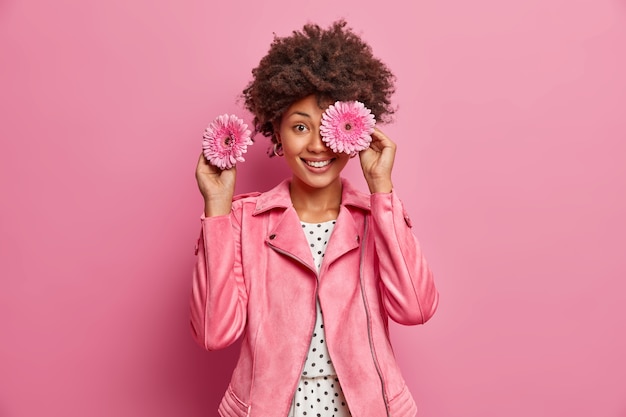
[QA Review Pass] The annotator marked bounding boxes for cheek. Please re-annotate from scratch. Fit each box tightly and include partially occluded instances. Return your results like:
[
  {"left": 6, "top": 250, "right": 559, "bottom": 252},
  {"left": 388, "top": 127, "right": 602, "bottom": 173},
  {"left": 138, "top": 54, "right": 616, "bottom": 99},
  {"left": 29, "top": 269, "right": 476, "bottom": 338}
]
[
  {"left": 281, "top": 135, "right": 307, "bottom": 155},
  {"left": 335, "top": 155, "right": 351, "bottom": 169},
  {"left": 281, "top": 140, "right": 299, "bottom": 156}
]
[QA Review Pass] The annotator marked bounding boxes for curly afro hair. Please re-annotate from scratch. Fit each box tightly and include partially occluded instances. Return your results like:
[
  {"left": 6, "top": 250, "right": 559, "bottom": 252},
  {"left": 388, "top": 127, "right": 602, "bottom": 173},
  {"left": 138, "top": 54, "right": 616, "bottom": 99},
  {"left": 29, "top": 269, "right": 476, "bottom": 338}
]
[{"left": 242, "top": 19, "right": 396, "bottom": 145}]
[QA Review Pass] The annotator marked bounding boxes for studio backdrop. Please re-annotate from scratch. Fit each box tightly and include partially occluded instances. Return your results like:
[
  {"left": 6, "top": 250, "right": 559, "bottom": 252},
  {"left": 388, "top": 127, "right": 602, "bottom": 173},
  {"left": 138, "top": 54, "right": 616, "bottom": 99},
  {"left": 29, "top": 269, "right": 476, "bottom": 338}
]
[{"left": 1, "top": 0, "right": 625, "bottom": 416}]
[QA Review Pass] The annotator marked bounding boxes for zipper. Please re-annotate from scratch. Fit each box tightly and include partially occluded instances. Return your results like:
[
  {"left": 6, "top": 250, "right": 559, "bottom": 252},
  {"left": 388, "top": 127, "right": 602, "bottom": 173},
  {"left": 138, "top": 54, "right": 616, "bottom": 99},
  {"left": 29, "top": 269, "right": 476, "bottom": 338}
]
[
  {"left": 266, "top": 241, "right": 320, "bottom": 411},
  {"left": 358, "top": 219, "right": 391, "bottom": 417}
]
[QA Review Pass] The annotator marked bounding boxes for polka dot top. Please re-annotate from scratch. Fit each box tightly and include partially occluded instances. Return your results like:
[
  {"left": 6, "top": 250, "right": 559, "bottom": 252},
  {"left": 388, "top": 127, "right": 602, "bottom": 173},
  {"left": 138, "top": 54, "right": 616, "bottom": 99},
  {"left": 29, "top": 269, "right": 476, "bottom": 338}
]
[{"left": 300, "top": 220, "right": 336, "bottom": 377}]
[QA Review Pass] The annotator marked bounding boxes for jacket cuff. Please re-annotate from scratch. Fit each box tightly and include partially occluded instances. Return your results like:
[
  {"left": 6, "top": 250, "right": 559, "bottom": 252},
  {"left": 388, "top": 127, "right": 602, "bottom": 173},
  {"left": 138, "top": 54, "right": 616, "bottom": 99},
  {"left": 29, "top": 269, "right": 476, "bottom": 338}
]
[
  {"left": 195, "top": 214, "right": 233, "bottom": 255},
  {"left": 370, "top": 190, "right": 413, "bottom": 228}
]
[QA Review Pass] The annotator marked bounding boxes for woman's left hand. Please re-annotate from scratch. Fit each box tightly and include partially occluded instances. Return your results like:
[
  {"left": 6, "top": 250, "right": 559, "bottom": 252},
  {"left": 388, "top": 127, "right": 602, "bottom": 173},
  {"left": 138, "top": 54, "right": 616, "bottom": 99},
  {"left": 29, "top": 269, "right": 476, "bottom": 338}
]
[{"left": 359, "top": 127, "right": 396, "bottom": 193}]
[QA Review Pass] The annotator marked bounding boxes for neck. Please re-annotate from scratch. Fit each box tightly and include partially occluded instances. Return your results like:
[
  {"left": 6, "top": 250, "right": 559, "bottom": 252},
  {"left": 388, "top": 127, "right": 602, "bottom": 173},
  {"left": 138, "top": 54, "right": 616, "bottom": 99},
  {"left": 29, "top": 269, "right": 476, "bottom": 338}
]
[{"left": 289, "top": 177, "right": 342, "bottom": 222}]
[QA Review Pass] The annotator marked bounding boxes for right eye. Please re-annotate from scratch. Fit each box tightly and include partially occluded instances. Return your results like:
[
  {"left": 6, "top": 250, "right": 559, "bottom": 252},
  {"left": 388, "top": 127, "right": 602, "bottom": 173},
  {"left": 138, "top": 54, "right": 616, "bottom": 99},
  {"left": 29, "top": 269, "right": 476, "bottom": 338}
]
[{"left": 293, "top": 124, "right": 308, "bottom": 133}]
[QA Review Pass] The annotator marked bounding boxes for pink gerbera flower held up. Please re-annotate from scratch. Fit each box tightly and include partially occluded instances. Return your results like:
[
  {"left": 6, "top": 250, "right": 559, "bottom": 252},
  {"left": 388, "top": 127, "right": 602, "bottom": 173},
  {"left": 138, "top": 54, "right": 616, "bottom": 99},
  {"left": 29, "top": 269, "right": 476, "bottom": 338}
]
[
  {"left": 320, "top": 101, "right": 376, "bottom": 155},
  {"left": 202, "top": 114, "right": 253, "bottom": 170}
]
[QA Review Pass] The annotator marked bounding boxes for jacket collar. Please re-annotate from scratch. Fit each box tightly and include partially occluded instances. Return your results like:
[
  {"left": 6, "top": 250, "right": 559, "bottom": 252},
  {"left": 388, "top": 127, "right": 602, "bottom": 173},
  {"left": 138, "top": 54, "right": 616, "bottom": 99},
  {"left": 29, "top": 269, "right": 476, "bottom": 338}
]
[{"left": 253, "top": 177, "right": 371, "bottom": 216}]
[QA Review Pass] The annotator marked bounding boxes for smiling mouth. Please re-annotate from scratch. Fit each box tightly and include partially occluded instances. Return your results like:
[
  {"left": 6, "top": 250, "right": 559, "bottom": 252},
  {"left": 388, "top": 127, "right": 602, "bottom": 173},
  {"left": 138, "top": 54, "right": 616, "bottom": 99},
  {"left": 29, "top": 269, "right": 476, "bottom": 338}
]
[{"left": 304, "top": 159, "right": 333, "bottom": 168}]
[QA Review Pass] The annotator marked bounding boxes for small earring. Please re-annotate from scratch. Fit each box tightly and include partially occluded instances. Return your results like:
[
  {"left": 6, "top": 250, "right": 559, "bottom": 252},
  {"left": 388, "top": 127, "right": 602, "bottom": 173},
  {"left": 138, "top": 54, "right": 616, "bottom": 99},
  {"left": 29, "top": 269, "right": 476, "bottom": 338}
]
[{"left": 272, "top": 142, "right": 284, "bottom": 157}]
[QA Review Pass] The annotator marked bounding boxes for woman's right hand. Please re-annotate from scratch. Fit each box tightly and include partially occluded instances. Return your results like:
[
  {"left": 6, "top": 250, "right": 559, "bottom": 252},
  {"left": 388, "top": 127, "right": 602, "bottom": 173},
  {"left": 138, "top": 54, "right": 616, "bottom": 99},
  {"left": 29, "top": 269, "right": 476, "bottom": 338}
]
[{"left": 195, "top": 153, "right": 236, "bottom": 217}]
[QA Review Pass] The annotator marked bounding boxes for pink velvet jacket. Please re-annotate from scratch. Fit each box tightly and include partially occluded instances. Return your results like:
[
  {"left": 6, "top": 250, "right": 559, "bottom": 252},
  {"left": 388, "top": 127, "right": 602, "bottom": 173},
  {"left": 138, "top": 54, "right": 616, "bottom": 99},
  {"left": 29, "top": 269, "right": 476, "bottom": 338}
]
[{"left": 190, "top": 178, "right": 439, "bottom": 417}]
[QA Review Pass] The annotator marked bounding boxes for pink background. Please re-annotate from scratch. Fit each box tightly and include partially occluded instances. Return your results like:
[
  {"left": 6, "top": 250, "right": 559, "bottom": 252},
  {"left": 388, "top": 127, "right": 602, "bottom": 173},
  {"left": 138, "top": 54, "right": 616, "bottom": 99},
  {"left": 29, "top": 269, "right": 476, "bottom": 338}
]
[{"left": 1, "top": 0, "right": 625, "bottom": 416}]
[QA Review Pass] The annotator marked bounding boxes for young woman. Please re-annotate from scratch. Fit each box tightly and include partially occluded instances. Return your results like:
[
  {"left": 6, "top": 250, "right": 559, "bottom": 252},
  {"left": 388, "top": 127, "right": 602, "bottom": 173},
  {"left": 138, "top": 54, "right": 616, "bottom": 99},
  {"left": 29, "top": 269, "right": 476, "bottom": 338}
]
[{"left": 191, "top": 20, "right": 439, "bottom": 417}]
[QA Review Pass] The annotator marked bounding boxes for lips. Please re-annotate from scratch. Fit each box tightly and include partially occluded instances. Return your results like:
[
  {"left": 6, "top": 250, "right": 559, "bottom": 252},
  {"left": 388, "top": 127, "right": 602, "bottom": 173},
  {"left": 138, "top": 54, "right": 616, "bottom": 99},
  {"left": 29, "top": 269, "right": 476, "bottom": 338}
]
[{"left": 304, "top": 159, "right": 333, "bottom": 168}]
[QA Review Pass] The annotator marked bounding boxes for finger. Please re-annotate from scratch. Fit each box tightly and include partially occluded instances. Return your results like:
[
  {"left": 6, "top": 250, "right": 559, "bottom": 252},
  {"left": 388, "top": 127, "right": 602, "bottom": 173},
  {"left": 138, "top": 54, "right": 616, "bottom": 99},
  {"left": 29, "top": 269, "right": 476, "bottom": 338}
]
[
  {"left": 197, "top": 152, "right": 210, "bottom": 167},
  {"left": 371, "top": 128, "right": 395, "bottom": 147},
  {"left": 196, "top": 152, "right": 222, "bottom": 178},
  {"left": 196, "top": 152, "right": 211, "bottom": 173}
]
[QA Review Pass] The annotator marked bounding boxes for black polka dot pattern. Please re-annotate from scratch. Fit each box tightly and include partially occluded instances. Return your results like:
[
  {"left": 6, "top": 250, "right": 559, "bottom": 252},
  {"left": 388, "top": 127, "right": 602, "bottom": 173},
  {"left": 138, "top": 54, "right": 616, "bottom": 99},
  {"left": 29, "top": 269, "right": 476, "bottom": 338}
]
[
  {"left": 288, "top": 375, "right": 351, "bottom": 417},
  {"left": 301, "top": 221, "right": 335, "bottom": 271}
]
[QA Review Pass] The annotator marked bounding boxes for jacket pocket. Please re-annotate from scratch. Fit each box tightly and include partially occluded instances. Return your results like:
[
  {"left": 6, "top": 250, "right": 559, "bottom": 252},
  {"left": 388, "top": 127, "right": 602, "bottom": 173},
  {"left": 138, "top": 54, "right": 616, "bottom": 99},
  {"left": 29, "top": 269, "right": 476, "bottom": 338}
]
[
  {"left": 218, "top": 385, "right": 250, "bottom": 417},
  {"left": 387, "top": 384, "right": 417, "bottom": 417}
]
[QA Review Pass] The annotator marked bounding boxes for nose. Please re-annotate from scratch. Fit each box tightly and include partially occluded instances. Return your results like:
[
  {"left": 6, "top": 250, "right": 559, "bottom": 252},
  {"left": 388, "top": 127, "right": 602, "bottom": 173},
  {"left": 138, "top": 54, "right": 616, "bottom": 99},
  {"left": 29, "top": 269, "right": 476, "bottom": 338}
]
[{"left": 307, "top": 128, "right": 328, "bottom": 153}]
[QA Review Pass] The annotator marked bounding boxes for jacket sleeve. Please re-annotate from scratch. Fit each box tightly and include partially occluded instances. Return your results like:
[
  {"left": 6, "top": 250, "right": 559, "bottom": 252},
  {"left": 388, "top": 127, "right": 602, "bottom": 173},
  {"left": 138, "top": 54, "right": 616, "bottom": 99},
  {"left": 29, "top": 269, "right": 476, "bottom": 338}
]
[
  {"left": 189, "top": 204, "right": 247, "bottom": 351},
  {"left": 370, "top": 190, "right": 439, "bottom": 325}
]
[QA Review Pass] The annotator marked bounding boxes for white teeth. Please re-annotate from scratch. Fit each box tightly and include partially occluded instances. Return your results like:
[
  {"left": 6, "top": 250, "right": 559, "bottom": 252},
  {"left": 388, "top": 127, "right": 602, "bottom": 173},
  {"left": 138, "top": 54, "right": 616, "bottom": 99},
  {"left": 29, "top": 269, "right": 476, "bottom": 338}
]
[{"left": 306, "top": 160, "right": 331, "bottom": 168}]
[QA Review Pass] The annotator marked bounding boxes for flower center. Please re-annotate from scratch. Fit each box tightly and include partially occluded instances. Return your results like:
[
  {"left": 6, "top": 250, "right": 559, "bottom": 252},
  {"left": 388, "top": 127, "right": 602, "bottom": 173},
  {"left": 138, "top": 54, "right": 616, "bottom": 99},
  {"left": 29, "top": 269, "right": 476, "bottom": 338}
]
[
  {"left": 344, "top": 123, "right": 352, "bottom": 131},
  {"left": 224, "top": 135, "right": 233, "bottom": 146}
]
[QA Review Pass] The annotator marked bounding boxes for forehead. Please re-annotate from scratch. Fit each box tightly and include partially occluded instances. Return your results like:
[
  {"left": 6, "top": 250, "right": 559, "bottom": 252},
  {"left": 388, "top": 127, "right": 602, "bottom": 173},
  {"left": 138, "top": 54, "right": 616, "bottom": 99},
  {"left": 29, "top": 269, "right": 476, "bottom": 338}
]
[{"left": 284, "top": 95, "right": 332, "bottom": 117}]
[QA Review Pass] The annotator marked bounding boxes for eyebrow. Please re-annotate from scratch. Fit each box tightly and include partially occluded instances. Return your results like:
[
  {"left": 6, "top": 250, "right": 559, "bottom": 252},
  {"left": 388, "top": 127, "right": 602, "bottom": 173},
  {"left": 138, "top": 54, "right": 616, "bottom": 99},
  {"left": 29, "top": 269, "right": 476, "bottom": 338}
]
[{"left": 286, "top": 111, "right": 311, "bottom": 119}]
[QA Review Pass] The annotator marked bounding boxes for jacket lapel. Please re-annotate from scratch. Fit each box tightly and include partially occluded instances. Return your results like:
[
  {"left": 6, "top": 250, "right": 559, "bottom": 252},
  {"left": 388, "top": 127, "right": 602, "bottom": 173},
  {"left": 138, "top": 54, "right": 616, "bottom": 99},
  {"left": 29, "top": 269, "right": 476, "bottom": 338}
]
[
  {"left": 254, "top": 178, "right": 371, "bottom": 275},
  {"left": 321, "top": 205, "right": 362, "bottom": 271},
  {"left": 265, "top": 207, "right": 317, "bottom": 274}
]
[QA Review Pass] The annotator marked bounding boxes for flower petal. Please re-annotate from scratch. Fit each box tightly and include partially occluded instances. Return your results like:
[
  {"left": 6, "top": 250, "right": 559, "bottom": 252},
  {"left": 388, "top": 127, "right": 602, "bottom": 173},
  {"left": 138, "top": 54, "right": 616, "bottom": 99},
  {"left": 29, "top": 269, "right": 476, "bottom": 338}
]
[
  {"left": 202, "top": 113, "right": 253, "bottom": 169},
  {"left": 320, "top": 101, "right": 376, "bottom": 154}
]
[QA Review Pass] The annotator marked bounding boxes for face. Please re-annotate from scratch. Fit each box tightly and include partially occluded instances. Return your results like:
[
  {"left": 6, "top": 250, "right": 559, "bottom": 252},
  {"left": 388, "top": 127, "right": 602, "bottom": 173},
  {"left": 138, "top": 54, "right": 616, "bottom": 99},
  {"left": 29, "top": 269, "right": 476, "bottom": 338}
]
[{"left": 276, "top": 95, "right": 351, "bottom": 192}]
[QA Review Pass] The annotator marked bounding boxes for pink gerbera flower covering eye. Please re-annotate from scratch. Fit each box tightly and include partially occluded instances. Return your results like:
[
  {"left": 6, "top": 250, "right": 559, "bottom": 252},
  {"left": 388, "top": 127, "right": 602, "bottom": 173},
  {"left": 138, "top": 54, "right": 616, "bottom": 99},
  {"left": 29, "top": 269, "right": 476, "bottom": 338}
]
[
  {"left": 202, "top": 114, "right": 253, "bottom": 170},
  {"left": 320, "top": 101, "right": 376, "bottom": 155}
]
